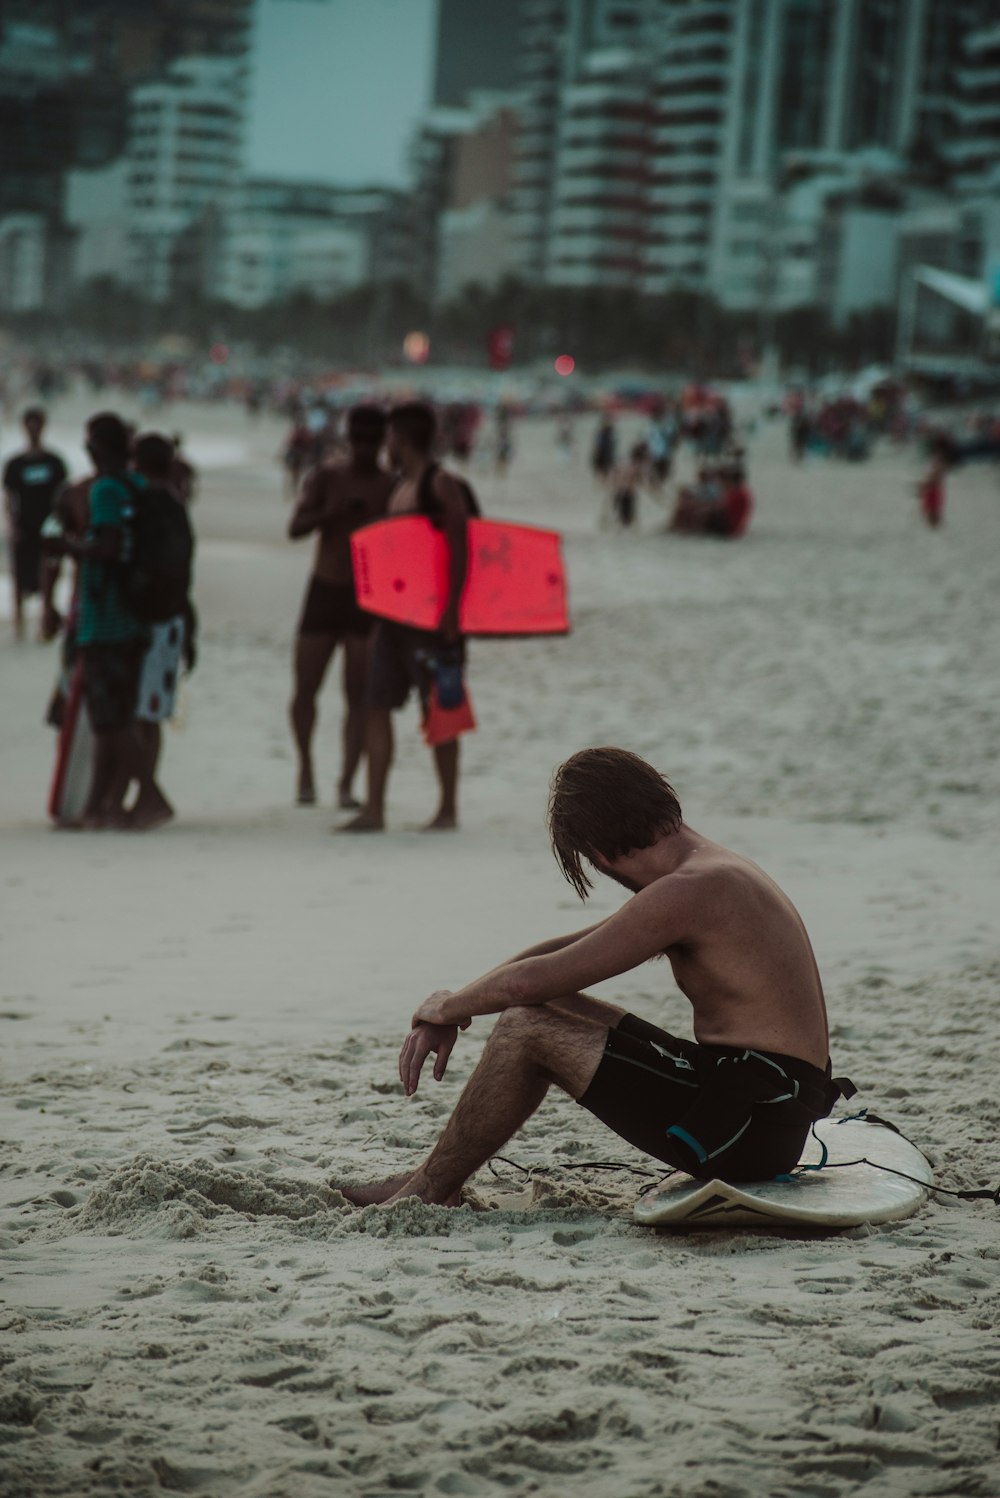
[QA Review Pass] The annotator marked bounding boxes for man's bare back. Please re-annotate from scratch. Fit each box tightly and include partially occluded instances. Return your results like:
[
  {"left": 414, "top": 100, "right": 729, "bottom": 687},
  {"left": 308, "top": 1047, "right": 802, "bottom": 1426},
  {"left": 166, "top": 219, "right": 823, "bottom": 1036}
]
[
  {"left": 646, "top": 839, "right": 829, "bottom": 1068},
  {"left": 288, "top": 461, "right": 394, "bottom": 585}
]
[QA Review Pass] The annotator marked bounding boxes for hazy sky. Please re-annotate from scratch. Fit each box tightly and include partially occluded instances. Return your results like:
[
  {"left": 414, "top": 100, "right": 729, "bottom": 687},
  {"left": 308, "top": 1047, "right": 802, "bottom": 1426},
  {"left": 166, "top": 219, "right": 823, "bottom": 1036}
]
[{"left": 246, "top": 0, "right": 438, "bottom": 187}]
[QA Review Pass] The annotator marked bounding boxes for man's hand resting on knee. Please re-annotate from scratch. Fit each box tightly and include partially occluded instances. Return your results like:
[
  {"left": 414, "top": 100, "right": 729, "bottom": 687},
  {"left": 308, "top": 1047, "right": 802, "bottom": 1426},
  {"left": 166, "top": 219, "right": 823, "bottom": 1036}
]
[{"left": 400, "top": 994, "right": 471, "bottom": 1096}]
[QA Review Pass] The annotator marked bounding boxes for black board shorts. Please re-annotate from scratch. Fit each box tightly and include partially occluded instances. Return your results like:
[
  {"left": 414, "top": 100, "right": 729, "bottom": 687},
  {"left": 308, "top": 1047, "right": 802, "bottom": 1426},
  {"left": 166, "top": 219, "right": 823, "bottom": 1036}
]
[
  {"left": 297, "top": 576, "right": 372, "bottom": 639},
  {"left": 367, "top": 621, "right": 467, "bottom": 712},
  {"left": 579, "top": 1013, "right": 837, "bottom": 1183},
  {"left": 81, "top": 641, "right": 145, "bottom": 732}
]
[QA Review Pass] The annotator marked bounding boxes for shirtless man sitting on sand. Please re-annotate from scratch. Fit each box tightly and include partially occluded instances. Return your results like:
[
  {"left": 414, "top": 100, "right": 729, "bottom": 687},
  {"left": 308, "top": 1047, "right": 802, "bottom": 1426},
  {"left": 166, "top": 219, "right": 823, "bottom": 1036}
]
[{"left": 341, "top": 747, "right": 852, "bottom": 1206}]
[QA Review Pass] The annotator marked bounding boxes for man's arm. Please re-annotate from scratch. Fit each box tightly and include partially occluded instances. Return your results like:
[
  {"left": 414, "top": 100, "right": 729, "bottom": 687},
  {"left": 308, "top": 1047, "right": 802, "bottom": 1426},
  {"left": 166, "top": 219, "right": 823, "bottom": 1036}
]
[
  {"left": 3, "top": 468, "right": 17, "bottom": 531},
  {"left": 431, "top": 470, "right": 468, "bottom": 641},
  {"left": 416, "top": 881, "right": 692, "bottom": 1028},
  {"left": 63, "top": 526, "right": 121, "bottom": 563},
  {"left": 499, "top": 922, "right": 606, "bottom": 966},
  {"left": 287, "top": 467, "right": 333, "bottom": 539},
  {"left": 397, "top": 921, "right": 607, "bottom": 1096},
  {"left": 63, "top": 478, "right": 124, "bottom": 563}
]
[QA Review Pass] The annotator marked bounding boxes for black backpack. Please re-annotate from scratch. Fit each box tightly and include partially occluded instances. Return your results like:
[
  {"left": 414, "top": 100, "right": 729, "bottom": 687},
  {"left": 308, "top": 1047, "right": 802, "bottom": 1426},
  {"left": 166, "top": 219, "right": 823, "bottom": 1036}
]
[
  {"left": 121, "top": 477, "right": 195, "bottom": 623},
  {"left": 417, "top": 461, "right": 481, "bottom": 523}
]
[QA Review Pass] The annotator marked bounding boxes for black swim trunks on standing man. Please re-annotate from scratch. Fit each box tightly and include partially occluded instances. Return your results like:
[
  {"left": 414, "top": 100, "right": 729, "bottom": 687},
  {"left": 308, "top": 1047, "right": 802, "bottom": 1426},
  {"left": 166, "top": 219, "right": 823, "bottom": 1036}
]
[
  {"left": 81, "top": 641, "right": 146, "bottom": 733},
  {"left": 367, "top": 621, "right": 466, "bottom": 712},
  {"left": 297, "top": 575, "right": 373, "bottom": 638},
  {"left": 579, "top": 1012, "right": 845, "bottom": 1183}
]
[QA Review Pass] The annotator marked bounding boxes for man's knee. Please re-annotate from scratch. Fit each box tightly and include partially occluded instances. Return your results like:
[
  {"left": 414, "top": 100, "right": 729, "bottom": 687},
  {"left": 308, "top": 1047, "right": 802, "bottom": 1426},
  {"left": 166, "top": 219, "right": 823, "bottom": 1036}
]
[{"left": 492, "top": 1004, "right": 566, "bottom": 1053}]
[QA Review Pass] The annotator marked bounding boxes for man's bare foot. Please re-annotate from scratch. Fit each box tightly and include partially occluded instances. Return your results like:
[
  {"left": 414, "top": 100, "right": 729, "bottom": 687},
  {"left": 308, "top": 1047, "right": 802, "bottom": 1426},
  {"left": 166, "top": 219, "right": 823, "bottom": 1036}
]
[
  {"left": 383, "top": 1180, "right": 463, "bottom": 1207},
  {"left": 297, "top": 773, "right": 316, "bottom": 805},
  {"left": 81, "top": 812, "right": 131, "bottom": 831},
  {"left": 422, "top": 812, "right": 457, "bottom": 832},
  {"left": 130, "top": 787, "right": 174, "bottom": 831},
  {"left": 337, "top": 809, "right": 384, "bottom": 832},
  {"left": 330, "top": 1173, "right": 412, "bottom": 1206},
  {"left": 338, "top": 786, "right": 362, "bottom": 810},
  {"left": 130, "top": 802, "right": 175, "bottom": 831}
]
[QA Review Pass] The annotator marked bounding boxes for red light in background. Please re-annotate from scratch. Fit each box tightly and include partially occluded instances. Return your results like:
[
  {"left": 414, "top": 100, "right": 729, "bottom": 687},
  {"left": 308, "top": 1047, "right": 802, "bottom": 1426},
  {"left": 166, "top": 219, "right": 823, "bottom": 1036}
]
[{"left": 554, "top": 354, "right": 575, "bottom": 377}]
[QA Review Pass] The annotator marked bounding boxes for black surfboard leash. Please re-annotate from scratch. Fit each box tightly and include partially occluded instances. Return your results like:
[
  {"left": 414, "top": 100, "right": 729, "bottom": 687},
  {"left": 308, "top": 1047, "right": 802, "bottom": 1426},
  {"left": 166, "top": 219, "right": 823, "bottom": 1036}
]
[
  {"left": 487, "top": 1112, "right": 1000, "bottom": 1208},
  {"left": 786, "top": 1112, "right": 1000, "bottom": 1206}
]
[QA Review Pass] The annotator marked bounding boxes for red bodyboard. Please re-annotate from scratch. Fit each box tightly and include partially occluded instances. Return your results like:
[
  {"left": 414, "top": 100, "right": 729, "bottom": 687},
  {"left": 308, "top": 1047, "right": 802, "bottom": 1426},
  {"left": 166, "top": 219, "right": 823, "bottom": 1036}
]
[{"left": 351, "top": 516, "right": 569, "bottom": 636}]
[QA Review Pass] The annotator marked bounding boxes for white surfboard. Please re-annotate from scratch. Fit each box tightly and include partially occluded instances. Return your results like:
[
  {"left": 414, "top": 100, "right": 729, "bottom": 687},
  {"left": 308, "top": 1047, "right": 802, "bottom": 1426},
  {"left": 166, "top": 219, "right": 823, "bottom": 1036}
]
[
  {"left": 634, "top": 1117, "right": 932, "bottom": 1230},
  {"left": 48, "top": 663, "right": 95, "bottom": 825}
]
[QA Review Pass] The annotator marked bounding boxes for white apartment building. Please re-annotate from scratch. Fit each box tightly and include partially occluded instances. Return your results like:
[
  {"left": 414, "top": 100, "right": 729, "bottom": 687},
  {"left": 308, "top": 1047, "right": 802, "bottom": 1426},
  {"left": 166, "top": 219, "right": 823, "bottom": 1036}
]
[
  {"left": 123, "top": 55, "right": 245, "bottom": 303},
  {"left": 218, "top": 180, "right": 366, "bottom": 308},
  {"left": 512, "top": 0, "right": 987, "bottom": 317},
  {"left": 435, "top": 93, "right": 519, "bottom": 301},
  {"left": 0, "top": 214, "right": 49, "bottom": 312},
  {"left": 897, "top": 15, "right": 1000, "bottom": 354},
  {"left": 513, "top": 0, "right": 653, "bottom": 286}
]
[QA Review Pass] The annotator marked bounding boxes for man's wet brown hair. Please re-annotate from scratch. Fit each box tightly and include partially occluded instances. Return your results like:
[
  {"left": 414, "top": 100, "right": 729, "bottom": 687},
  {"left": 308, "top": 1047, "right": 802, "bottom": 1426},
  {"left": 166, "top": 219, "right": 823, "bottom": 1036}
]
[
  {"left": 133, "top": 431, "right": 175, "bottom": 478},
  {"left": 348, "top": 403, "right": 386, "bottom": 442},
  {"left": 548, "top": 747, "right": 682, "bottom": 899}
]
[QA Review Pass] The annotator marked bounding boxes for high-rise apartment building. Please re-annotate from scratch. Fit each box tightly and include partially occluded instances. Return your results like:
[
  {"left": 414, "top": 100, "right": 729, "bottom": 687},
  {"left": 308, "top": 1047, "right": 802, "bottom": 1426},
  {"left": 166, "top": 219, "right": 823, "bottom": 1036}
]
[
  {"left": 123, "top": 55, "right": 246, "bottom": 303},
  {"left": 0, "top": 0, "right": 253, "bottom": 309},
  {"left": 513, "top": 0, "right": 654, "bottom": 287},
  {"left": 433, "top": 0, "right": 519, "bottom": 107},
  {"left": 511, "top": 0, "right": 992, "bottom": 316}
]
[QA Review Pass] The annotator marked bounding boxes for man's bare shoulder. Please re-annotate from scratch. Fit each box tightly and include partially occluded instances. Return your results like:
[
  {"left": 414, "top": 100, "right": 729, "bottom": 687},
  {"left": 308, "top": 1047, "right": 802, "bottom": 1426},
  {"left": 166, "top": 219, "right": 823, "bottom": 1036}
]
[
  {"left": 672, "top": 845, "right": 794, "bottom": 921},
  {"left": 652, "top": 847, "right": 766, "bottom": 904}
]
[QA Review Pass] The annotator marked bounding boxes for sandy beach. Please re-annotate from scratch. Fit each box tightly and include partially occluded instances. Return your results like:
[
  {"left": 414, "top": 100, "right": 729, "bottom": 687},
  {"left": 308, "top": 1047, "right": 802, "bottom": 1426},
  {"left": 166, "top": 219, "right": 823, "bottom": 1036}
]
[{"left": 2, "top": 395, "right": 999, "bottom": 1498}]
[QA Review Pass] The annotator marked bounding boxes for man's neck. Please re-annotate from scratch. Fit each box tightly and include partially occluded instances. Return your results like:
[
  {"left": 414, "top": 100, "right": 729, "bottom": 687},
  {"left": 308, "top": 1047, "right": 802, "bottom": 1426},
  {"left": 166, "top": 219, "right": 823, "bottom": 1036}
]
[
  {"left": 620, "top": 825, "right": 706, "bottom": 889},
  {"left": 400, "top": 454, "right": 431, "bottom": 482}
]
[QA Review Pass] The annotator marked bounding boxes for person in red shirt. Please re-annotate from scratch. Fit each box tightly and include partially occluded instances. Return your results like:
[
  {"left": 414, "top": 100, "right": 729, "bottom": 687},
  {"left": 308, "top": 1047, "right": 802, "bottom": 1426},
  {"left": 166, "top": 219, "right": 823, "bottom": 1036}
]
[{"left": 919, "top": 446, "right": 948, "bottom": 529}]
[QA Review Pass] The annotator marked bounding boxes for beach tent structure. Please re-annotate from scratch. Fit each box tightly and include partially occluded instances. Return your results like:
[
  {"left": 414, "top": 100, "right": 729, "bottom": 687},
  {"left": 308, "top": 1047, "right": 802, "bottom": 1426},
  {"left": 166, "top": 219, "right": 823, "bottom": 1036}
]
[{"left": 896, "top": 263, "right": 1000, "bottom": 368}]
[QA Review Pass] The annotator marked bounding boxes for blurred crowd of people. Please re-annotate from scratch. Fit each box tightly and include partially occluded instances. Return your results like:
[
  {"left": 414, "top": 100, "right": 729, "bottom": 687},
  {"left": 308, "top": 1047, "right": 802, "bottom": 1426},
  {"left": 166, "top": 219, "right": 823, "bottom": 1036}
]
[{"left": 588, "top": 386, "right": 752, "bottom": 540}]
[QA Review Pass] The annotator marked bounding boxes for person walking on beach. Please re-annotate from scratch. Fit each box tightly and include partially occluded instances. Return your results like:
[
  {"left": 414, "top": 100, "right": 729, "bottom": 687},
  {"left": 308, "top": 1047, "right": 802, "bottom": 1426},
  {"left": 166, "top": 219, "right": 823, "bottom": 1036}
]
[
  {"left": 918, "top": 444, "right": 948, "bottom": 529},
  {"left": 288, "top": 405, "right": 395, "bottom": 809},
  {"left": 341, "top": 402, "right": 470, "bottom": 833},
  {"left": 591, "top": 415, "right": 616, "bottom": 484},
  {"left": 335, "top": 747, "right": 852, "bottom": 1205},
  {"left": 610, "top": 443, "right": 647, "bottom": 528},
  {"left": 3, "top": 406, "right": 67, "bottom": 640}
]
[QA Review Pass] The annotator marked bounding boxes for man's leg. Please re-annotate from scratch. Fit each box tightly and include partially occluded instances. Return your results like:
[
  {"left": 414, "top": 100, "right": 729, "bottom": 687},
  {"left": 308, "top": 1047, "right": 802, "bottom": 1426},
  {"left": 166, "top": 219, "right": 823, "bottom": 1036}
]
[
  {"left": 341, "top": 707, "right": 392, "bottom": 830},
  {"left": 290, "top": 633, "right": 337, "bottom": 804},
  {"left": 337, "top": 635, "right": 370, "bottom": 810},
  {"left": 343, "top": 1006, "right": 610, "bottom": 1207},
  {"left": 547, "top": 991, "right": 626, "bottom": 1030},
  {"left": 130, "top": 721, "right": 174, "bottom": 830},
  {"left": 425, "top": 738, "right": 459, "bottom": 831},
  {"left": 83, "top": 727, "right": 139, "bottom": 827},
  {"left": 12, "top": 574, "right": 25, "bottom": 642}
]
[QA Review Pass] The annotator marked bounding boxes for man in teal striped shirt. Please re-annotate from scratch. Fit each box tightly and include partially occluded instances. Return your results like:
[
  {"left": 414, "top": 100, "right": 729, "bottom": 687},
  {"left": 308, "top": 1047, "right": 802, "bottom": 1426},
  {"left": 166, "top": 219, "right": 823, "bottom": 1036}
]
[{"left": 71, "top": 413, "right": 148, "bottom": 827}]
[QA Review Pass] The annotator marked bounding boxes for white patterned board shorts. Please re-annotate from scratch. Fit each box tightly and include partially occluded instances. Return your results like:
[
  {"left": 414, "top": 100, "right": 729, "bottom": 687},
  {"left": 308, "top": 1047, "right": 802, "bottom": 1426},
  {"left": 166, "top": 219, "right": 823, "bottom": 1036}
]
[{"left": 136, "top": 615, "right": 184, "bottom": 723}]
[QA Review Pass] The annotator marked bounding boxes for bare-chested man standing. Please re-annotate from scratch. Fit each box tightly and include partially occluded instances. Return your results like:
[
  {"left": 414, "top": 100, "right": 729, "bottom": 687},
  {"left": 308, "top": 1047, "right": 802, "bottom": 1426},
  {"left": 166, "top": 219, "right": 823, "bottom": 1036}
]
[
  {"left": 289, "top": 405, "right": 394, "bottom": 809},
  {"left": 342, "top": 402, "right": 470, "bottom": 832},
  {"left": 340, "top": 748, "right": 853, "bottom": 1206}
]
